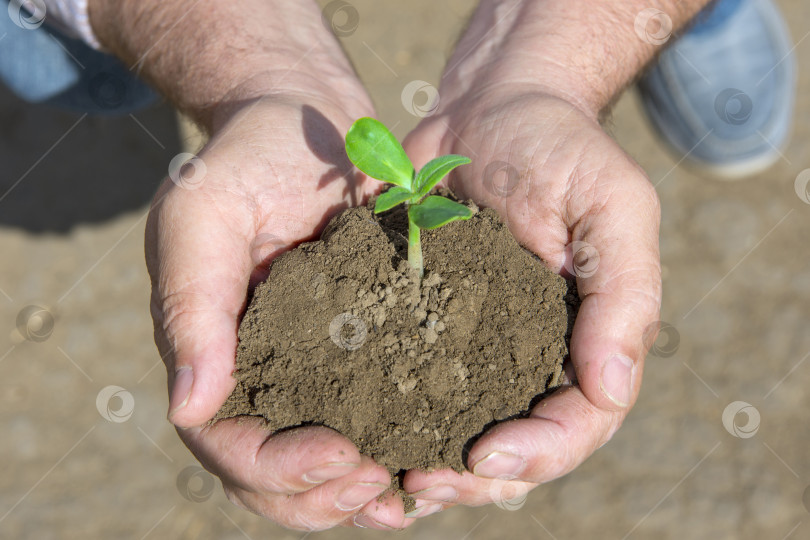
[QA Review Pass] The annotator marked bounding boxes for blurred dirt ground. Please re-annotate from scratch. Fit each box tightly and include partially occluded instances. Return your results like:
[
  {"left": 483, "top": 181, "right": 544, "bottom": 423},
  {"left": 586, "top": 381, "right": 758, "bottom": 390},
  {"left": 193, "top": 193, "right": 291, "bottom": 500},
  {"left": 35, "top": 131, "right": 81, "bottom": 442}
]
[{"left": 1, "top": 1, "right": 809, "bottom": 538}]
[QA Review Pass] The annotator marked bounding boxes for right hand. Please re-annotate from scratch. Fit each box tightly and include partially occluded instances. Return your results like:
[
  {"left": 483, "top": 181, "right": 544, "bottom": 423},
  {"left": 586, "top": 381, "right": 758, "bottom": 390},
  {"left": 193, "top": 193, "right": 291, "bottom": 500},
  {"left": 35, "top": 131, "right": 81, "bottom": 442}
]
[{"left": 145, "top": 90, "right": 413, "bottom": 530}]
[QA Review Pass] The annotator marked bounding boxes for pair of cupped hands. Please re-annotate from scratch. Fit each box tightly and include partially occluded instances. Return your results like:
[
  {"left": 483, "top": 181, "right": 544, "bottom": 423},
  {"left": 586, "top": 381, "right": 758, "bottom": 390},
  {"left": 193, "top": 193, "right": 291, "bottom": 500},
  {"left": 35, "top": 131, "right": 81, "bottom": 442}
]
[{"left": 144, "top": 56, "right": 662, "bottom": 530}]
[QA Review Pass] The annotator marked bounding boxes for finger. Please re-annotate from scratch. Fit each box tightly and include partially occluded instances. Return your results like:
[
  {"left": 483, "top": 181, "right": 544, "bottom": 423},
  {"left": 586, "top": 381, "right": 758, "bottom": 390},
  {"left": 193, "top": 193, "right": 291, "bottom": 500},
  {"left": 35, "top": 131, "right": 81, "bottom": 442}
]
[
  {"left": 403, "top": 385, "right": 620, "bottom": 505},
  {"left": 564, "top": 166, "right": 662, "bottom": 412},
  {"left": 348, "top": 490, "right": 417, "bottom": 530},
  {"left": 146, "top": 183, "right": 254, "bottom": 427},
  {"left": 402, "top": 468, "right": 476, "bottom": 506},
  {"left": 180, "top": 419, "right": 363, "bottom": 495},
  {"left": 227, "top": 456, "right": 391, "bottom": 531},
  {"left": 405, "top": 468, "right": 535, "bottom": 508},
  {"left": 466, "top": 386, "right": 622, "bottom": 481}
]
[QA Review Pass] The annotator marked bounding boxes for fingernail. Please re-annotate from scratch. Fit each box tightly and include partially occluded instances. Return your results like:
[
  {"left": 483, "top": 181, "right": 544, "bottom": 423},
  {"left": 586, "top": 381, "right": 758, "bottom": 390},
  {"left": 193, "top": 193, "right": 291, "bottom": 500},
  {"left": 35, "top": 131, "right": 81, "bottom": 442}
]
[
  {"left": 409, "top": 484, "right": 458, "bottom": 502},
  {"left": 404, "top": 502, "right": 443, "bottom": 519},
  {"left": 600, "top": 353, "right": 634, "bottom": 407},
  {"left": 335, "top": 482, "right": 388, "bottom": 511},
  {"left": 472, "top": 451, "right": 526, "bottom": 478},
  {"left": 302, "top": 462, "right": 358, "bottom": 484},
  {"left": 353, "top": 513, "right": 397, "bottom": 530},
  {"left": 168, "top": 367, "right": 193, "bottom": 419}
]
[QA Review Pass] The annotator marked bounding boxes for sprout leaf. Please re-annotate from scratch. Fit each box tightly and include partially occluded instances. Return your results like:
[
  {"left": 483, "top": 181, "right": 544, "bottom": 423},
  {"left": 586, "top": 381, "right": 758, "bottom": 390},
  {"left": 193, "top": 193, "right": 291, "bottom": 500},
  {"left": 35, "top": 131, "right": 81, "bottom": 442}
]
[
  {"left": 345, "top": 117, "right": 414, "bottom": 190},
  {"left": 413, "top": 154, "right": 471, "bottom": 198},
  {"left": 374, "top": 186, "right": 412, "bottom": 213},
  {"left": 408, "top": 196, "right": 473, "bottom": 230}
]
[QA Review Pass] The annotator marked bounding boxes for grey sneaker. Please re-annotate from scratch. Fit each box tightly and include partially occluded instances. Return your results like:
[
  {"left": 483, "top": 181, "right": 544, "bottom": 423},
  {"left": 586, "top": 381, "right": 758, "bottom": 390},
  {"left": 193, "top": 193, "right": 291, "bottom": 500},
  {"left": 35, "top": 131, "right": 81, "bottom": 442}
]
[{"left": 638, "top": 0, "right": 796, "bottom": 180}]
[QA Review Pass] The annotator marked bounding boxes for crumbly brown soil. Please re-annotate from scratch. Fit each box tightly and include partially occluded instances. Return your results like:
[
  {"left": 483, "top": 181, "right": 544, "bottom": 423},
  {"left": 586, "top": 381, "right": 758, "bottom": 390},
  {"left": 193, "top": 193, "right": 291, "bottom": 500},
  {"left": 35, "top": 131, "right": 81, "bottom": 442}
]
[{"left": 216, "top": 195, "right": 578, "bottom": 484}]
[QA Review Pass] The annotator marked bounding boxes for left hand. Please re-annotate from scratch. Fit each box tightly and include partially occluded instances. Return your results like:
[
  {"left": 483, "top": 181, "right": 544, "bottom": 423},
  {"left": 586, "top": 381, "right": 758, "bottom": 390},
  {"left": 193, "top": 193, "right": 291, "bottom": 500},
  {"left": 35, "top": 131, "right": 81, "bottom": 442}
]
[{"left": 398, "top": 85, "right": 662, "bottom": 515}]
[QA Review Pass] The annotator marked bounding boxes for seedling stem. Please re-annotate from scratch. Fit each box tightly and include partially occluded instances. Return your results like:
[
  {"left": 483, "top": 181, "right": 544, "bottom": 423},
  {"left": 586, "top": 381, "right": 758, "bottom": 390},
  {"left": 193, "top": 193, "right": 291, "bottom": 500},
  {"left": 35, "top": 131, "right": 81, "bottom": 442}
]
[{"left": 345, "top": 117, "right": 473, "bottom": 278}]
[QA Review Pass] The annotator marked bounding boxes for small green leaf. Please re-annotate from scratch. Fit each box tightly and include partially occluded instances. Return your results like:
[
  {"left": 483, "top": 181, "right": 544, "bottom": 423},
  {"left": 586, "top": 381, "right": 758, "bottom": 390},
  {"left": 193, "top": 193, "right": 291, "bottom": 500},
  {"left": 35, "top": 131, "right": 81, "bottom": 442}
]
[
  {"left": 374, "top": 186, "right": 412, "bottom": 213},
  {"left": 413, "top": 154, "right": 471, "bottom": 198},
  {"left": 408, "top": 196, "right": 473, "bottom": 230},
  {"left": 345, "top": 117, "right": 414, "bottom": 190}
]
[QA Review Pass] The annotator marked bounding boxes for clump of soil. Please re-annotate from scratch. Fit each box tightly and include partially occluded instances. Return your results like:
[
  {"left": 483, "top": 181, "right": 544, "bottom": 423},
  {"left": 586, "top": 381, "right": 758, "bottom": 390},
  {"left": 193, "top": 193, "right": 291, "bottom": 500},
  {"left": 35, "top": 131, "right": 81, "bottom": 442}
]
[{"left": 216, "top": 196, "right": 578, "bottom": 478}]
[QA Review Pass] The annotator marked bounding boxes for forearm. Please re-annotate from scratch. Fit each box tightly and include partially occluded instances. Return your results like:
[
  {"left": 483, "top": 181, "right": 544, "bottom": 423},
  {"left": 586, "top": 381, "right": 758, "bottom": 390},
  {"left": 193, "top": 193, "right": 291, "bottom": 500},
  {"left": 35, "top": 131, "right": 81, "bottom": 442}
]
[
  {"left": 88, "top": 0, "right": 369, "bottom": 130},
  {"left": 444, "top": 0, "right": 711, "bottom": 117}
]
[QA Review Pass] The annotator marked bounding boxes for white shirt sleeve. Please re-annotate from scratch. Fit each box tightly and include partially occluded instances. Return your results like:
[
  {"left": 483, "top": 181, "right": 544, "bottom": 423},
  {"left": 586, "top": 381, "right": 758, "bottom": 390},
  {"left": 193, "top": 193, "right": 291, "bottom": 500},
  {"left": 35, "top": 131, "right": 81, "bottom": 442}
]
[{"left": 39, "top": 0, "right": 103, "bottom": 50}]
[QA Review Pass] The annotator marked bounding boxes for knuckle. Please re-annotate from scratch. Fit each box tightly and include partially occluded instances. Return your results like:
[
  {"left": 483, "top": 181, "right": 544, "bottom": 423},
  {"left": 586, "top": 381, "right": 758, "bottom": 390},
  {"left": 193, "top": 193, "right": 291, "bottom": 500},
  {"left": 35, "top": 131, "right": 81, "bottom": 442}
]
[
  {"left": 223, "top": 486, "right": 250, "bottom": 512},
  {"left": 255, "top": 472, "right": 297, "bottom": 496},
  {"left": 154, "top": 289, "right": 211, "bottom": 349},
  {"left": 279, "top": 505, "right": 339, "bottom": 532}
]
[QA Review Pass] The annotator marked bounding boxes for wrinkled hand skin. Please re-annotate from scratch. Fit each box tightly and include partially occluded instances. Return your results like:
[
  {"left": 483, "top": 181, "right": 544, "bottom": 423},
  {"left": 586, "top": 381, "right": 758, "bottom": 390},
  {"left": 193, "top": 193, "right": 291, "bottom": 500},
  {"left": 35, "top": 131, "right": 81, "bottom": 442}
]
[
  {"left": 145, "top": 18, "right": 663, "bottom": 535},
  {"left": 145, "top": 92, "right": 661, "bottom": 529},
  {"left": 397, "top": 83, "right": 663, "bottom": 510},
  {"left": 121, "top": 0, "right": 671, "bottom": 529},
  {"left": 145, "top": 95, "right": 425, "bottom": 531}
]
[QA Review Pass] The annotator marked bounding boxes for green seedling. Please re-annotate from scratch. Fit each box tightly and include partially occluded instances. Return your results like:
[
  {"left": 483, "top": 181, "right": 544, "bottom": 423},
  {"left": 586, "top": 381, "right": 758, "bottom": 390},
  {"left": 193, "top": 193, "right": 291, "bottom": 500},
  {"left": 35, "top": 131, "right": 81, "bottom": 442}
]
[{"left": 345, "top": 117, "right": 473, "bottom": 277}]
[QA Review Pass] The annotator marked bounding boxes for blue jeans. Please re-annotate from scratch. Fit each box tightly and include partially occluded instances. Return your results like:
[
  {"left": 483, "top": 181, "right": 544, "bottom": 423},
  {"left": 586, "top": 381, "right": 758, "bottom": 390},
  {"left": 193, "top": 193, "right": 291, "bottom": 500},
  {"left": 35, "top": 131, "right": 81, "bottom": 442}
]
[{"left": 0, "top": 3, "right": 156, "bottom": 115}]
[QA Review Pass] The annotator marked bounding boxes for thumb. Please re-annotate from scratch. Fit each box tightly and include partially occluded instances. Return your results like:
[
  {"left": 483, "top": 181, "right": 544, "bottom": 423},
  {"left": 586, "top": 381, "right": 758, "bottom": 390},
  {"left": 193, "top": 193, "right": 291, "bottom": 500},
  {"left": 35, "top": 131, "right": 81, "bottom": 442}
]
[
  {"left": 565, "top": 170, "right": 662, "bottom": 412},
  {"left": 146, "top": 187, "right": 253, "bottom": 428}
]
